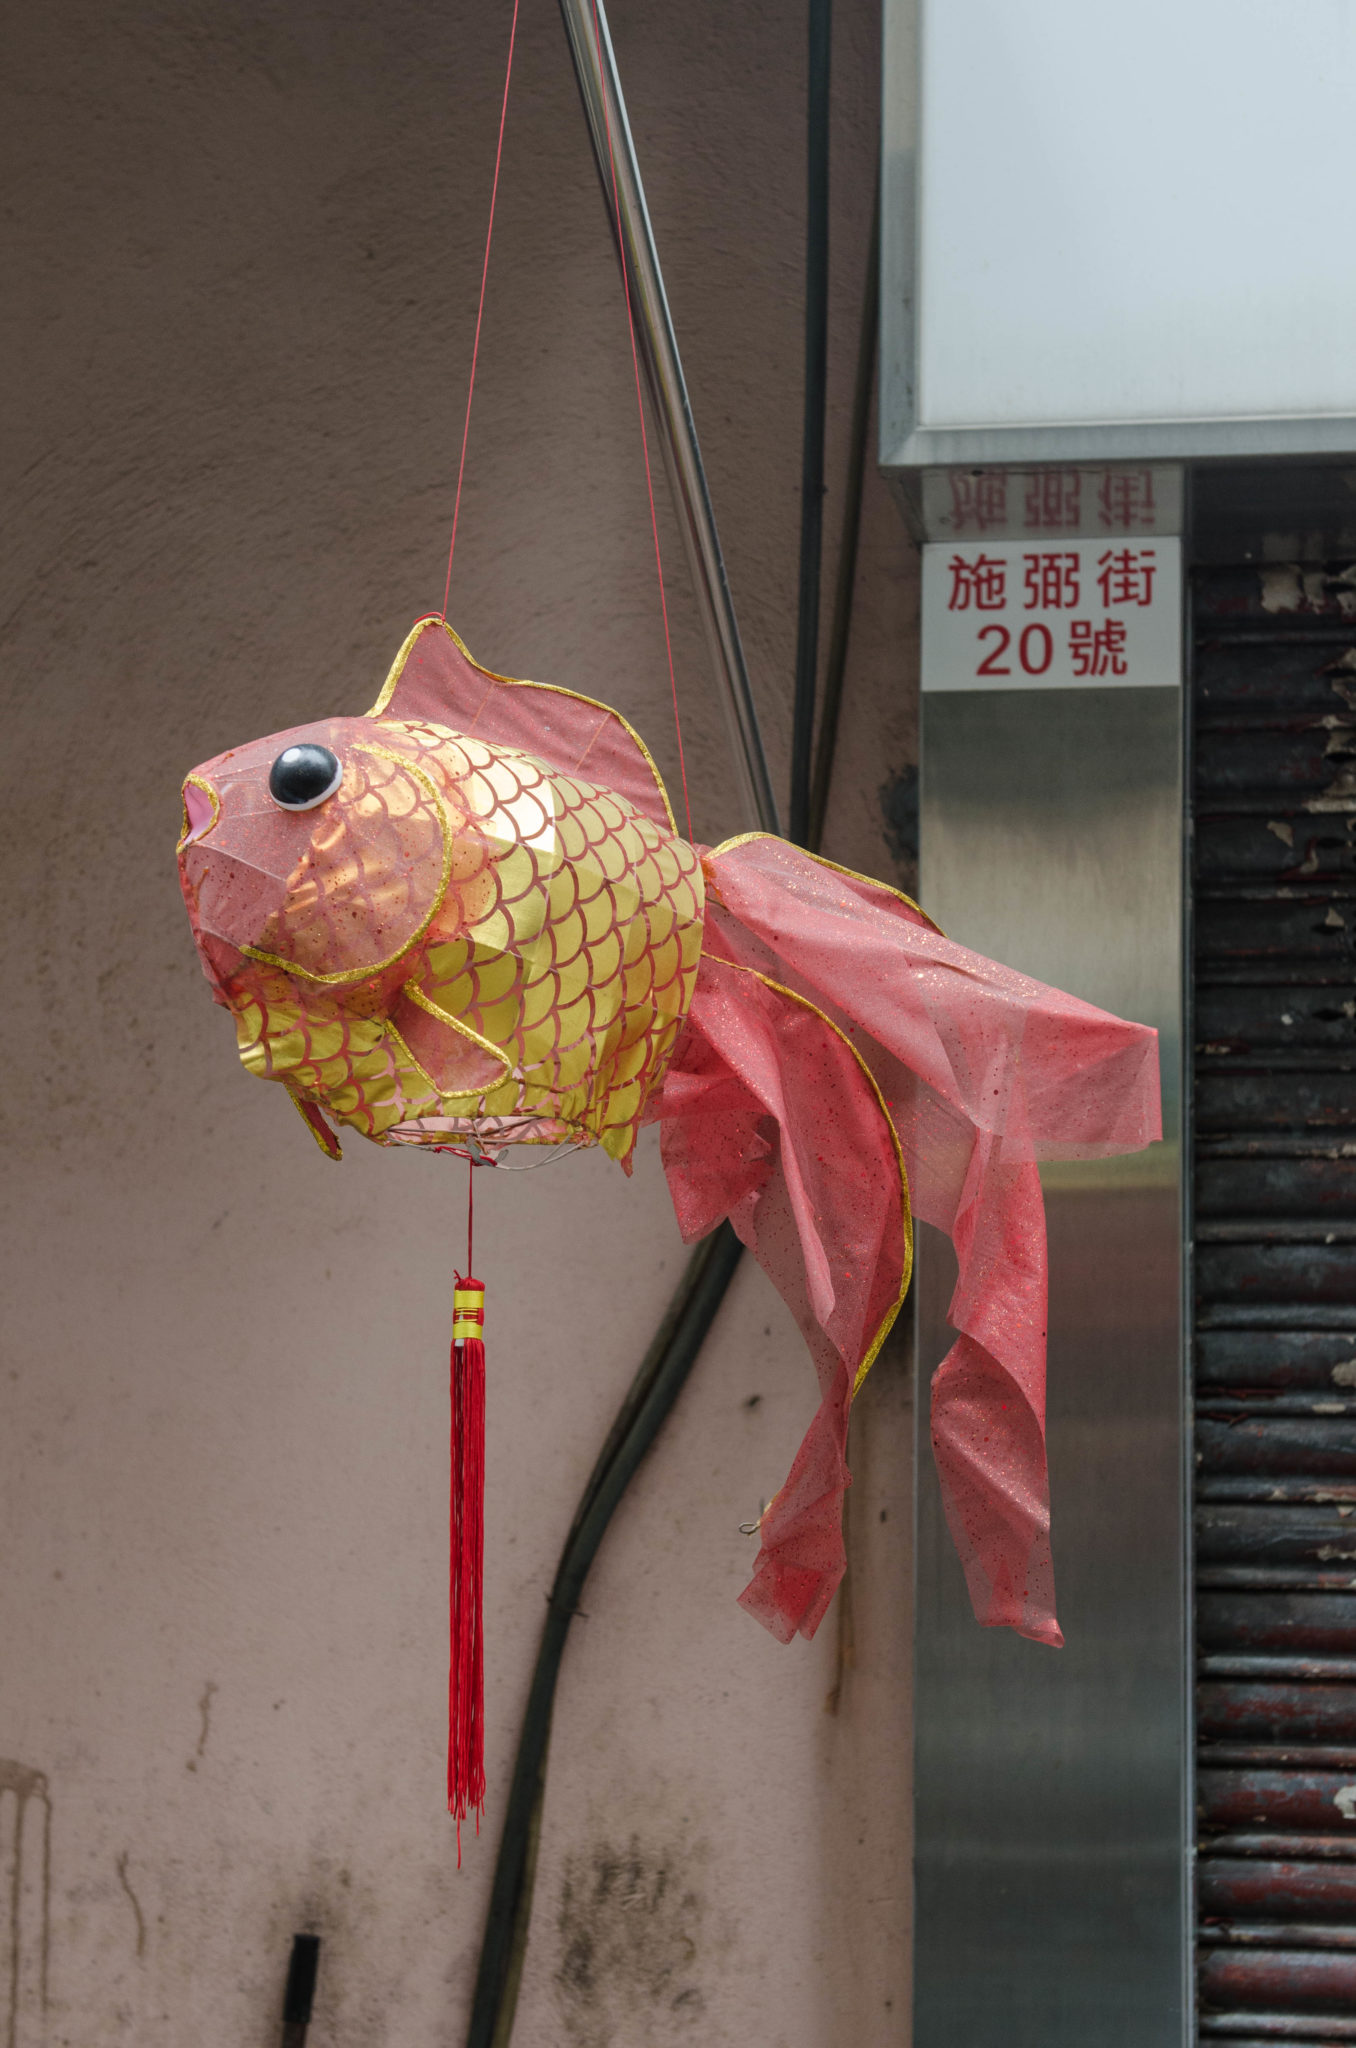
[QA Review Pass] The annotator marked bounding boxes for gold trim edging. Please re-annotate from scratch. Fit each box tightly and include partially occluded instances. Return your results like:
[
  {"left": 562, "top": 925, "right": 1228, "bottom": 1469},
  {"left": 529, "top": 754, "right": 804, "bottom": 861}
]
[
  {"left": 705, "top": 831, "right": 943, "bottom": 935},
  {"left": 397, "top": 982, "right": 513, "bottom": 1085},
  {"left": 177, "top": 774, "right": 222, "bottom": 852},
  {"left": 240, "top": 744, "right": 454, "bottom": 987},
  {"left": 367, "top": 616, "right": 679, "bottom": 836}
]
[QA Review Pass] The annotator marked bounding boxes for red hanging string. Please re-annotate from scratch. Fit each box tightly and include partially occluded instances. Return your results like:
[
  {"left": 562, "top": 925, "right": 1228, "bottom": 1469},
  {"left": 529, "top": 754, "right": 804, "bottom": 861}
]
[
  {"left": 439, "top": 1, "right": 516, "bottom": 1849},
  {"left": 588, "top": 0, "right": 694, "bottom": 843},
  {"left": 440, "top": 0, "right": 522, "bottom": 621},
  {"left": 439, "top": 0, "right": 705, "bottom": 1852}
]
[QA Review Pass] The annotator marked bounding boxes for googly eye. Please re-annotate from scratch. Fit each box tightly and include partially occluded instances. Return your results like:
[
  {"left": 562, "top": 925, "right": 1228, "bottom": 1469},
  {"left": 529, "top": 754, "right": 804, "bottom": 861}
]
[{"left": 268, "top": 744, "right": 343, "bottom": 811}]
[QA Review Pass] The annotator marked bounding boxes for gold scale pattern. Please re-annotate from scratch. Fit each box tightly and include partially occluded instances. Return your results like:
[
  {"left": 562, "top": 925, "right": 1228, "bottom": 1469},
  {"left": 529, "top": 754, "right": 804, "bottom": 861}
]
[{"left": 220, "top": 718, "right": 705, "bottom": 1166}]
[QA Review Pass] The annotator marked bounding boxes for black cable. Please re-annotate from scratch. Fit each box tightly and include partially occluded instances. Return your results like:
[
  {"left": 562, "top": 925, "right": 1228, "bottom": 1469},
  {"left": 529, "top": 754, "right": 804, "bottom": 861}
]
[
  {"left": 789, "top": 0, "right": 832, "bottom": 847},
  {"left": 808, "top": 167, "right": 878, "bottom": 855},
  {"left": 280, "top": 1934, "right": 320, "bottom": 2048},
  {"left": 465, "top": 1223, "right": 743, "bottom": 2048},
  {"left": 465, "top": 8, "right": 870, "bottom": 2037}
]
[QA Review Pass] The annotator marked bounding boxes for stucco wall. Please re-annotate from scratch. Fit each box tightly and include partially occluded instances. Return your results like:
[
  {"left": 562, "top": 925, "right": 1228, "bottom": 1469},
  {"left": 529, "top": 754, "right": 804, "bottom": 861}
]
[{"left": 0, "top": 2, "right": 919, "bottom": 2042}]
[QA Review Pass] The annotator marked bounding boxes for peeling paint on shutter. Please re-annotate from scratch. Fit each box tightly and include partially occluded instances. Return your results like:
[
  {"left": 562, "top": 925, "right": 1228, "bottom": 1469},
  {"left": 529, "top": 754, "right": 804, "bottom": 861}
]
[{"left": 1195, "top": 562, "right": 1356, "bottom": 2046}]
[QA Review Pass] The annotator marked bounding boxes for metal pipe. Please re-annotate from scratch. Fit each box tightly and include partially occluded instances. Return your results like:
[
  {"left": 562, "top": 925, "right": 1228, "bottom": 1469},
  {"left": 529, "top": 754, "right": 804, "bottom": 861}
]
[
  {"left": 280, "top": 1934, "right": 320, "bottom": 2048},
  {"left": 808, "top": 167, "right": 879, "bottom": 853},
  {"left": 790, "top": 0, "right": 832, "bottom": 847},
  {"left": 558, "top": 0, "right": 782, "bottom": 837}
]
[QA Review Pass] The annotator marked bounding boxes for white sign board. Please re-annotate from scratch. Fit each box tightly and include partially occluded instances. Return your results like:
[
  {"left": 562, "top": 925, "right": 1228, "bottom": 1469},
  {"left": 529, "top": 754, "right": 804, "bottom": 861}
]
[
  {"left": 914, "top": 0, "right": 1356, "bottom": 433},
  {"left": 921, "top": 538, "right": 1181, "bottom": 692}
]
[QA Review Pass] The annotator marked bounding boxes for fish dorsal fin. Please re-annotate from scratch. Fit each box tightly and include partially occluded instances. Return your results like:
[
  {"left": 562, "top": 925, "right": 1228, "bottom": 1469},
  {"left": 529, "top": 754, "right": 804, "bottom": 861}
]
[{"left": 367, "top": 617, "right": 676, "bottom": 832}]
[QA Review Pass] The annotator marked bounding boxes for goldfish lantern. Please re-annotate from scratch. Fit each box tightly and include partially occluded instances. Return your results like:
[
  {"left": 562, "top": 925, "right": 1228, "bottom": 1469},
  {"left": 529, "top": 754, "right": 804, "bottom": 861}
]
[{"left": 177, "top": 616, "right": 1161, "bottom": 1834}]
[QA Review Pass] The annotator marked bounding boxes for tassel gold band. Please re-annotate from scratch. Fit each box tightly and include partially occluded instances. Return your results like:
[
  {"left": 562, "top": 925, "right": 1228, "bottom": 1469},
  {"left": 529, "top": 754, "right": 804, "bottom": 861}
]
[{"left": 452, "top": 1286, "right": 485, "bottom": 1342}]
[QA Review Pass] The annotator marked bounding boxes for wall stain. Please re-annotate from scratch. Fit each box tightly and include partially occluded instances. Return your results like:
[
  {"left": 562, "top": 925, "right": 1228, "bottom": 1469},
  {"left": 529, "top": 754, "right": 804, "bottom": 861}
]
[
  {"left": 186, "top": 1680, "right": 218, "bottom": 1773},
  {"left": 0, "top": 1760, "right": 51, "bottom": 2048},
  {"left": 878, "top": 764, "right": 919, "bottom": 888},
  {"left": 556, "top": 1835, "right": 706, "bottom": 2047},
  {"left": 114, "top": 1853, "right": 146, "bottom": 1960}
]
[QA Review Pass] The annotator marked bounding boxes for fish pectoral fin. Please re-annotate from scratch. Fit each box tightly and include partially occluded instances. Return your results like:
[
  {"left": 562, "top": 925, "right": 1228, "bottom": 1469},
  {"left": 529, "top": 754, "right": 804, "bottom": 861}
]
[
  {"left": 392, "top": 983, "right": 511, "bottom": 1099},
  {"left": 288, "top": 1090, "right": 343, "bottom": 1160}
]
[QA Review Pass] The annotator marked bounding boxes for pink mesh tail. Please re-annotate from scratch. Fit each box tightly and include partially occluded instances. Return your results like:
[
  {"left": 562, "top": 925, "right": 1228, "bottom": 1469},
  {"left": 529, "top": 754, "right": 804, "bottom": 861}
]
[
  {"left": 663, "top": 836, "right": 1161, "bottom": 1650},
  {"left": 649, "top": 953, "right": 911, "bottom": 1642}
]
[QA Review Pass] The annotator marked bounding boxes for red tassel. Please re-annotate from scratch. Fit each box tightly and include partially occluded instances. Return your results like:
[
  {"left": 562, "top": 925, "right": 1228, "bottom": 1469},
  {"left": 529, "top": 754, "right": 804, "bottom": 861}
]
[{"left": 449, "top": 1275, "right": 486, "bottom": 1861}]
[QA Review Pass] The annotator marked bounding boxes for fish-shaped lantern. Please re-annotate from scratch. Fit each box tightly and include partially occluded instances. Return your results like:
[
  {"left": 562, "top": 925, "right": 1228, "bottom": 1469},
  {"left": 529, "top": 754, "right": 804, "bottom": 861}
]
[{"left": 177, "top": 616, "right": 1162, "bottom": 1829}]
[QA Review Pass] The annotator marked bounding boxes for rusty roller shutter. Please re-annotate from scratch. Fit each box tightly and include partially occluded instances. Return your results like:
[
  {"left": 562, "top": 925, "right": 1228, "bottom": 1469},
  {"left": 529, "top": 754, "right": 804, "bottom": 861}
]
[{"left": 1195, "top": 561, "right": 1356, "bottom": 2046}]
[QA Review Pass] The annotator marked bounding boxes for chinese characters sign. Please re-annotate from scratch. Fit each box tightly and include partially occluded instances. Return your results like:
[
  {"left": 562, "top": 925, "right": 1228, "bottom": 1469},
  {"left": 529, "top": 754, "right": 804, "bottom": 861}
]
[
  {"left": 921, "top": 538, "right": 1181, "bottom": 692},
  {"left": 920, "top": 466, "right": 1181, "bottom": 541}
]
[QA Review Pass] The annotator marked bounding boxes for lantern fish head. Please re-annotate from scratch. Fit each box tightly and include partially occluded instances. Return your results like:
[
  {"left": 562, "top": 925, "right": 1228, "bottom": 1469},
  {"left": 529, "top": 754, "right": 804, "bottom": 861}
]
[
  {"left": 176, "top": 714, "right": 559, "bottom": 999},
  {"left": 177, "top": 625, "right": 704, "bottom": 1166}
]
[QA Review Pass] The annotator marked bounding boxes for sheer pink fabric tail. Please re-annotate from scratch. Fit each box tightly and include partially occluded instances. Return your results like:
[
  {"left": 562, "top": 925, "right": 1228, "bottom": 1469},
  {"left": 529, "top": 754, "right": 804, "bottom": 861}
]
[
  {"left": 647, "top": 954, "right": 911, "bottom": 1642},
  {"left": 656, "top": 836, "right": 1162, "bottom": 1650}
]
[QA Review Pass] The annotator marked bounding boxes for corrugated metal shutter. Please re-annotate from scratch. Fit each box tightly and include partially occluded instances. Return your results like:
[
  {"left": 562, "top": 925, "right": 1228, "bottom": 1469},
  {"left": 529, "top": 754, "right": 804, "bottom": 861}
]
[{"left": 1195, "top": 562, "right": 1356, "bottom": 2045}]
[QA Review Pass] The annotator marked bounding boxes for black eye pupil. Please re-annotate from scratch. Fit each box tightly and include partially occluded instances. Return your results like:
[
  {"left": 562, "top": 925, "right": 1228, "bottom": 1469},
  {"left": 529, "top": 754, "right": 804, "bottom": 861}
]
[{"left": 269, "top": 744, "right": 342, "bottom": 810}]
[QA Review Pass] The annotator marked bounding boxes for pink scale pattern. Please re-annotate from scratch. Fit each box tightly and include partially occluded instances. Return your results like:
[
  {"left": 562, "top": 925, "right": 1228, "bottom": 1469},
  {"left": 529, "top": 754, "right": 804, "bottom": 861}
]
[{"left": 179, "top": 711, "right": 704, "bottom": 1167}]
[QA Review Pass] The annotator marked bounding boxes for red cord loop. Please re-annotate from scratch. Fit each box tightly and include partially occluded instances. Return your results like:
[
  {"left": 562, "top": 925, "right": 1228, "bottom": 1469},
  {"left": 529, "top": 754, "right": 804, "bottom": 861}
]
[
  {"left": 440, "top": 0, "right": 522, "bottom": 621},
  {"left": 437, "top": 0, "right": 693, "bottom": 844}
]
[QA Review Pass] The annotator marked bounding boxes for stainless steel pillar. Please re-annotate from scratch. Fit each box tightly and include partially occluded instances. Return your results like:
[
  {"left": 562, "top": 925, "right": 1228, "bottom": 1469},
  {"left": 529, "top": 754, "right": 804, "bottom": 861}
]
[{"left": 915, "top": 590, "right": 1190, "bottom": 2043}]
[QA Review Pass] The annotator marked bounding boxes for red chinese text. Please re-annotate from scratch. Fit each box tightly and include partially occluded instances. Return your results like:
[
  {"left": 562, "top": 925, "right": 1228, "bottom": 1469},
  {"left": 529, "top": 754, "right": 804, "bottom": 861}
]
[
  {"left": 947, "top": 553, "right": 1007, "bottom": 612},
  {"left": 1097, "top": 547, "right": 1157, "bottom": 608},
  {"left": 1069, "top": 617, "right": 1128, "bottom": 677},
  {"left": 1024, "top": 472, "right": 1081, "bottom": 531},
  {"left": 1097, "top": 470, "right": 1157, "bottom": 533},
  {"left": 1023, "top": 551, "right": 1080, "bottom": 609},
  {"left": 948, "top": 472, "right": 1008, "bottom": 534}
]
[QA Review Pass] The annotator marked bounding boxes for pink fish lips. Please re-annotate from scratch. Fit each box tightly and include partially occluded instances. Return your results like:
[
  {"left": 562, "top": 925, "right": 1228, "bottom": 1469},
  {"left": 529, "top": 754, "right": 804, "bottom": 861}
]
[
  {"left": 175, "top": 616, "right": 1162, "bottom": 1649},
  {"left": 180, "top": 778, "right": 217, "bottom": 845}
]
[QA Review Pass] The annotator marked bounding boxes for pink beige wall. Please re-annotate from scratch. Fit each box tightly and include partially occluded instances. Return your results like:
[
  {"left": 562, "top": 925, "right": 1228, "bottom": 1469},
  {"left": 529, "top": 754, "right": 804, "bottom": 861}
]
[{"left": 0, "top": 2, "right": 919, "bottom": 2041}]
